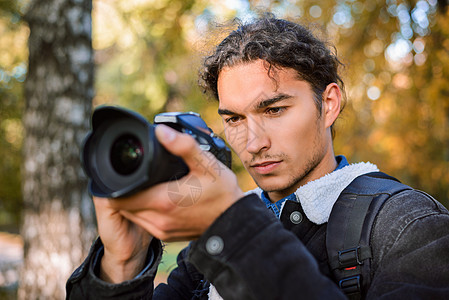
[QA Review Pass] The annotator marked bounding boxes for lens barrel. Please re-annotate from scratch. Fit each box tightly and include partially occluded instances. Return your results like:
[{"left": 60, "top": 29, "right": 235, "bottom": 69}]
[{"left": 82, "top": 106, "right": 189, "bottom": 198}]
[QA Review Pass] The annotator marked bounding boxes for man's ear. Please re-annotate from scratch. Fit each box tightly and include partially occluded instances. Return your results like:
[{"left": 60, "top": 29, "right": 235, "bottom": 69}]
[{"left": 322, "top": 83, "right": 342, "bottom": 129}]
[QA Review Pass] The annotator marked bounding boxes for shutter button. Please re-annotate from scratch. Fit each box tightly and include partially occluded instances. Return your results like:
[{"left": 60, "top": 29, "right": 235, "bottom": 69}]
[
  {"left": 290, "top": 211, "right": 303, "bottom": 224},
  {"left": 206, "top": 236, "right": 224, "bottom": 255}
]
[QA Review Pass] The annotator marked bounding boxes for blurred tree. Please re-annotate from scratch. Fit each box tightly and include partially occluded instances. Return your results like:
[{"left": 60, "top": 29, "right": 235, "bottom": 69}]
[
  {"left": 0, "top": 0, "right": 27, "bottom": 231},
  {"left": 92, "top": 0, "right": 208, "bottom": 117},
  {"left": 326, "top": 0, "right": 449, "bottom": 207},
  {"left": 19, "top": 0, "right": 96, "bottom": 298}
]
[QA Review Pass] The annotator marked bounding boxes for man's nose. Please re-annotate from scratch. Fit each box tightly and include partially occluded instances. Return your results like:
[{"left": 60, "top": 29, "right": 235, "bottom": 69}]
[{"left": 246, "top": 118, "right": 270, "bottom": 154}]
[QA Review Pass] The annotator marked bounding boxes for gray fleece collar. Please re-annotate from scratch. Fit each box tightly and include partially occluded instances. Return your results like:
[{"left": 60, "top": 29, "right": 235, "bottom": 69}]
[{"left": 246, "top": 162, "right": 379, "bottom": 225}]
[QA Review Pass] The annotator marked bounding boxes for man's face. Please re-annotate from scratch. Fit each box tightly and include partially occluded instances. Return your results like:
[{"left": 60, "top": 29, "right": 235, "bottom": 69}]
[{"left": 217, "top": 60, "right": 335, "bottom": 201}]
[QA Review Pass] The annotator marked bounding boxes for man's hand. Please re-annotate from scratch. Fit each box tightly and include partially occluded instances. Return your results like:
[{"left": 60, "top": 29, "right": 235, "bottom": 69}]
[
  {"left": 93, "top": 196, "right": 152, "bottom": 283},
  {"left": 94, "top": 124, "right": 243, "bottom": 283},
  {"left": 109, "top": 124, "right": 244, "bottom": 242}
]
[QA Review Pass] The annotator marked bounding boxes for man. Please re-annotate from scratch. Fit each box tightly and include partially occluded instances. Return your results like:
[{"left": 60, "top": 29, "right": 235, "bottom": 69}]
[{"left": 67, "top": 16, "right": 449, "bottom": 299}]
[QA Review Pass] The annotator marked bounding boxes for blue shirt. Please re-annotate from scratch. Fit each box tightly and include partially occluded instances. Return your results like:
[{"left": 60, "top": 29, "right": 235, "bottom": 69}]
[{"left": 260, "top": 155, "right": 349, "bottom": 218}]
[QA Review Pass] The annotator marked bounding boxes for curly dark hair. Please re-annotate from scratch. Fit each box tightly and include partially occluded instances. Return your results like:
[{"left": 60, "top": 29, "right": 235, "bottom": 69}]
[{"left": 199, "top": 15, "right": 346, "bottom": 130}]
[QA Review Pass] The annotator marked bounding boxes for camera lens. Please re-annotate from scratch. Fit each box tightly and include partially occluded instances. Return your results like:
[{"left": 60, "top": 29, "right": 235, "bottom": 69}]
[{"left": 110, "top": 134, "right": 144, "bottom": 175}]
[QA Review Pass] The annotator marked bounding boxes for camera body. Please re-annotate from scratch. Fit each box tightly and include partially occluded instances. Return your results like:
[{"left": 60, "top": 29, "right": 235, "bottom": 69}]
[{"left": 82, "top": 106, "right": 232, "bottom": 198}]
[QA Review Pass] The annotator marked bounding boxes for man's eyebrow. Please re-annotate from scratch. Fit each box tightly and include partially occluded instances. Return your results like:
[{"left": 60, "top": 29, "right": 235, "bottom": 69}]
[
  {"left": 255, "top": 93, "right": 292, "bottom": 110},
  {"left": 217, "top": 93, "right": 292, "bottom": 116},
  {"left": 217, "top": 108, "right": 237, "bottom": 116}
]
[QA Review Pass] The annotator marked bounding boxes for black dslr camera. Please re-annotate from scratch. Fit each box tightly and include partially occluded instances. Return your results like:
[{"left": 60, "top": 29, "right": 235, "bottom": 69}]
[{"left": 81, "top": 106, "right": 232, "bottom": 198}]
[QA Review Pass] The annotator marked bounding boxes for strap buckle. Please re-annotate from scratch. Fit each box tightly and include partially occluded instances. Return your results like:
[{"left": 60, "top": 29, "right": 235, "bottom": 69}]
[
  {"left": 339, "top": 275, "right": 361, "bottom": 294},
  {"left": 338, "top": 246, "right": 362, "bottom": 268}
]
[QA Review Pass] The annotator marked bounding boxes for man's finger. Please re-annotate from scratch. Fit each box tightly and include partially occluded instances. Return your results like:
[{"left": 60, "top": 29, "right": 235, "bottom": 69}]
[
  {"left": 155, "top": 124, "right": 211, "bottom": 171},
  {"left": 107, "top": 183, "right": 175, "bottom": 212},
  {"left": 119, "top": 210, "right": 201, "bottom": 241},
  {"left": 92, "top": 196, "right": 120, "bottom": 219}
]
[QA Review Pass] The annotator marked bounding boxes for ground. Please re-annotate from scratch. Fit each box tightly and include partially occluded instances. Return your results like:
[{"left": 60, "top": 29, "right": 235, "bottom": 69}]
[{"left": 0, "top": 231, "right": 22, "bottom": 299}]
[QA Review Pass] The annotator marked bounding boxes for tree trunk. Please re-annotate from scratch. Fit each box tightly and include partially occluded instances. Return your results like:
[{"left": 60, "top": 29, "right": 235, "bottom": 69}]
[{"left": 20, "top": 0, "right": 96, "bottom": 298}]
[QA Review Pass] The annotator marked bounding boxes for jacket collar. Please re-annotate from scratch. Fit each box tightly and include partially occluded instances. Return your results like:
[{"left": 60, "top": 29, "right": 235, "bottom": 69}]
[{"left": 246, "top": 161, "right": 379, "bottom": 225}]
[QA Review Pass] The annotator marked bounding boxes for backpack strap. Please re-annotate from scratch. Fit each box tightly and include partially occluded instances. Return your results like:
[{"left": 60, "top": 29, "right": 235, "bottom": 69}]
[{"left": 326, "top": 172, "right": 412, "bottom": 299}]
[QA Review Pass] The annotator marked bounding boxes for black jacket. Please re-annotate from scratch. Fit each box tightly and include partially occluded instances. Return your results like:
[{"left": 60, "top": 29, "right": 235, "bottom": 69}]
[{"left": 67, "top": 182, "right": 449, "bottom": 299}]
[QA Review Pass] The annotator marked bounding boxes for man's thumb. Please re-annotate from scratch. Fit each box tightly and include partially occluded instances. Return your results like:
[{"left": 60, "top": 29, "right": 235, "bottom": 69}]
[
  {"left": 155, "top": 124, "right": 201, "bottom": 164},
  {"left": 155, "top": 124, "right": 177, "bottom": 144}
]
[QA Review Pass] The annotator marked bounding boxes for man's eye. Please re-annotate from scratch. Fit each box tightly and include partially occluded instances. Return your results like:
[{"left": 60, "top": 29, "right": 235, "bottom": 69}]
[
  {"left": 225, "top": 116, "right": 241, "bottom": 124},
  {"left": 266, "top": 107, "right": 285, "bottom": 115}
]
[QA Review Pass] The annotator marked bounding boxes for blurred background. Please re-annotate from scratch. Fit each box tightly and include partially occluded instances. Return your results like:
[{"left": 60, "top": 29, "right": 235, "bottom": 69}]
[{"left": 0, "top": 0, "right": 448, "bottom": 298}]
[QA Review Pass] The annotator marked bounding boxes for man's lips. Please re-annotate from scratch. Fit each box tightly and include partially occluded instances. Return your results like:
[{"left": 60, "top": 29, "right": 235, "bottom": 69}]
[
  {"left": 250, "top": 161, "right": 282, "bottom": 174},
  {"left": 250, "top": 161, "right": 280, "bottom": 167}
]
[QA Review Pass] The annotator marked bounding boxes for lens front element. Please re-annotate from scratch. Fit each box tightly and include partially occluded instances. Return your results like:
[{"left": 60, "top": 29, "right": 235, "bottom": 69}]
[{"left": 110, "top": 134, "right": 144, "bottom": 175}]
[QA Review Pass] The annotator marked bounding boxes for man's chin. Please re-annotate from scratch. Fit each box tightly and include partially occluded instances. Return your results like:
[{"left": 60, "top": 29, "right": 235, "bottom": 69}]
[
  {"left": 251, "top": 173, "right": 303, "bottom": 197},
  {"left": 253, "top": 178, "right": 292, "bottom": 194}
]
